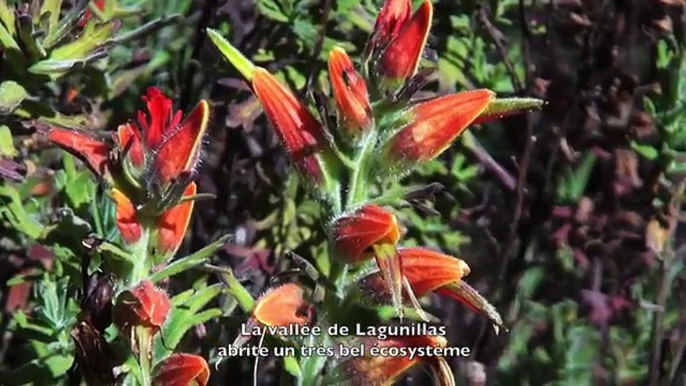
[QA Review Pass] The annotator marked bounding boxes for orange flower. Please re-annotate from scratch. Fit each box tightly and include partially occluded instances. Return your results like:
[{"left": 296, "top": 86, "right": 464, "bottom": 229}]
[
  {"left": 328, "top": 47, "right": 373, "bottom": 135},
  {"left": 360, "top": 247, "right": 504, "bottom": 331},
  {"left": 384, "top": 89, "right": 494, "bottom": 168},
  {"left": 378, "top": 0, "right": 433, "bottom": 86},
  {"left": 153, "top": 353, "right": 210, "bottom": 386},
  {"left": 331, "top": 205, "right": 405, "bottom": 317},
  {"left": 252, "top": 67, "right": 329, "bottom": 186},
  {"left": 331, "top": 205, "right": 401, "bottom": 262},
  {"left": 234, "top": 283, "right": 315, "bottom": 347},
  {"left": 332, "top": 335, "right": 453, "bottom": 386}
]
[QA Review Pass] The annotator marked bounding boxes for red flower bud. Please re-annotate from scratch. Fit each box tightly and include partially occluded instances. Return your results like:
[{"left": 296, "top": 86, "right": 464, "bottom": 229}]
[
  {"left": 328, "top": 47, "right": 373, "bottom": 135},
  {"left": 385, "top": 89, "right": 494, "bottom": 167},
  {"left": 370, "top": 0, "right": 412, "bottom": 50},
  {"left": 153, "top": 353, "right": 210, "bottom": 386},
  {"left": 378, "top": 0, "right": 433, "bottom": 86},
  {"left": 252, "top": 67, "right": 329, "bottom": 185},
  {"left": 156, "top": 182, "right": 196, "bottom": 255},
  {"left": 333, "top": 335, "right": 453, "bottom": 385},
  {"left": 113, "top": 280, "right": 171, "bottom": 335}
]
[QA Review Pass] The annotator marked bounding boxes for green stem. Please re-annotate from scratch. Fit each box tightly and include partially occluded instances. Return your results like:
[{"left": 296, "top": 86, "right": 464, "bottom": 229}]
[
  {"left": 345, "top": 133, "right": 377, "bottom": 209},
  {"left": 136, "top": 326, "right": 153, "bottom": 386},
  {"left": 128, "top": 228, "right": 151, "bottom": 285}
]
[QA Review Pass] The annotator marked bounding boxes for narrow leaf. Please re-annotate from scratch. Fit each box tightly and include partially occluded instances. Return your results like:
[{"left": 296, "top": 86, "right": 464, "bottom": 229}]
[{"left": 207, "top": 28, "right": 256, "bottom": 81}]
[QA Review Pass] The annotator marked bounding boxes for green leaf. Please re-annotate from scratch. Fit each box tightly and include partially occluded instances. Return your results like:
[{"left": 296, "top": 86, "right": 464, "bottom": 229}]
[
  {"left": 42, "top": 0, "right": 90, "bottom": 49},
  {"left": 207, "top": 28, "right": 256, "bottom": 81},
  {"left": 16, "top": 14, "right": 46, "bottom": 59},
  {"left": 283, "top": 355, "right": 302, "bottom": 378},
  {"left": 50, "top": 20, "right": 116, "bottom": 61},
  {"left": 478, "top": 97, "right": 544, "bottom": 122},
  {"left": 13, "top": 107, "right": 88, "bottom": 128},
  {"left": 0, "top": 182, "right": 43, "bottom": 239},
  {"left": 28, "top": 53, "right": 106, "bottom": 79},
  {"left": 556, "top": 152, "right": 596, "bottom": 203},
  {"left": 0, "top": 125, "right": 17, "bottom": 156},
  {"left": 0, "top": 21, "right": 19, "bottom": 51},
  {"left": 0, "top": 1, "right": 15, "bottom": 37},
  {"left": 218, "top": 266, "right": 255, "bottom": 312},
  {"left": 155, "top": 285, "right": 223, "bottom": 358},
  {"left": 0, "top": 81, "right": 28, "bottom": 115},
  {"left": 0, "top": 352, "right": 74, "bottom": 384},
  {"left": 631, "top": 141, "right": 659, "bottom": 160},
  {"left": 256, "top": 0, "right": 291, "bottom": 22},
  {"left": 40, "top": 0, "right": 64, "bottom": 35},
  {"left": 150, "top": 234, "right": 232, "bottom": 283}
]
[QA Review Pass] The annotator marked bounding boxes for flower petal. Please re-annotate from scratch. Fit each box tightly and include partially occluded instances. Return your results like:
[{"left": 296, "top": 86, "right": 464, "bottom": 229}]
[
  {"left": 113, "top": 280, "right": 171, "bottom": 333},
  {"left": 153, "top": 100, "right": 210, "bottom": 185},
  {"left": 47, "top": 128, "right": 111, "bottom": 178},
  {"left": 252, "top": 67, "right": 327, "bottom": 184},
  {"left": 334, "top": 335, "right": 450, "bottom": 386},
  {"left": 376, "top": 0, "right": 413, "bottom": 41},
  {"left": 329, "top": 47, "right": 373, "bottom": 135},
  {"left": 399, "top": 247, "right": 470, "bottom": 295},
  {"left": 252, "top": 283, "right": 314, "bottom": 328},
  {"left": 116, "top": 122, "right": 145, "bottom": 168},
  {"left": 367, "top": 0, "right": 412, "bottom": 54},
  {"left": 331, "top": 205, "right": 401, "bottom": 263},
  {"left": 153, "top": 353, "right": 210, "bottom": 386},
  {"left": 386, "top": 89, "right": 494, "bottom": 166},
  {"left": 138, "top": 87, "right": 180, "bottom": 151},
  {"left": 111, "top": 188, "right": 142, "bottom": 244},
  {"left": 379, "top": 0, "right": 433, "bottom": 84},
  {"left": 156, "top": 182, "right": 196, "bottom": 255}
]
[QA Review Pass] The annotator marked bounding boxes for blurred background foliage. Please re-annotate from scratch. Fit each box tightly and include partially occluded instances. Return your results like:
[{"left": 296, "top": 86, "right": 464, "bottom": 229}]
[{"left": 1, "top": 0, "right": 685, "bottom": 385}]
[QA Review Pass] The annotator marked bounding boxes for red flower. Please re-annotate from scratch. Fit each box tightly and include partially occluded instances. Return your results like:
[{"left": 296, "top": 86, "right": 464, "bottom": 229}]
[
  {"left": 48, "top": 88, "right": 208, "bottom": 249},
  {"left": 360, "top": 247, "right": 504, "bottom": 332},
  {"left": 378, "top": 0, "right": 433, "bottom": 86},
  {"left": 153, "top": 353, "right": 210, "bottom": 386},
  {"left": 49, "top": 87, "right": 209, "bottom": 189},
  {"left": 117, "top": 87, "right": 210, "bottom": 186},
  {"left": 252, "top": 67, "right": 330, "bottom": 186},
  {"left": 113, "top": 280, "right": 171, "bottom": 336},
  {"left": 384, "top": 89, "right": 494, "bottom": 169},
  {"left": 332, "top": 335, "right": 453, "bottom": 385},
  {"left": 328, "top": 47, "right": 373, "bottom": 135}
]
